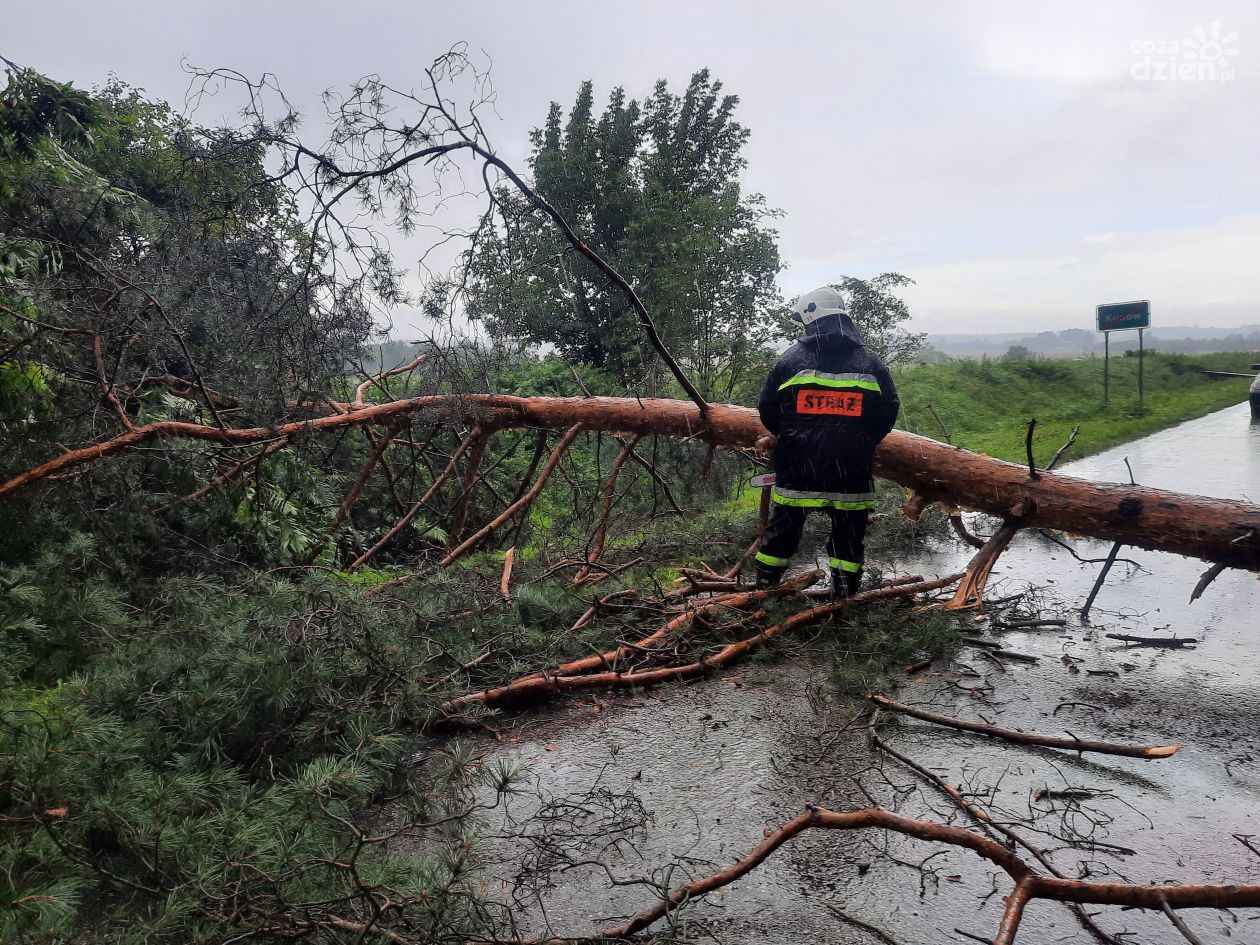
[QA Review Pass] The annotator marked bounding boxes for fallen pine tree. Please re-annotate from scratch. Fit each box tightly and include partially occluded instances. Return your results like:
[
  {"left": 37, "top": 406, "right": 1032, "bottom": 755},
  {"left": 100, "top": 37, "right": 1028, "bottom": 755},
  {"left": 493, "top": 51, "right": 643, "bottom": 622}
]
[{"left": 5, "top": 394, "right": 1259, "bottom": 575}]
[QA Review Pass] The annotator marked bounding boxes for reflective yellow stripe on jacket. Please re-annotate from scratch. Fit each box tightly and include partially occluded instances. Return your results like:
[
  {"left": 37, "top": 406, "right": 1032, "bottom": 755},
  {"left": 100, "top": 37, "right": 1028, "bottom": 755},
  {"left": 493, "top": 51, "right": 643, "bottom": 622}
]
[{"left": 777, "top": 370, "right": 882, "bottom": 393}]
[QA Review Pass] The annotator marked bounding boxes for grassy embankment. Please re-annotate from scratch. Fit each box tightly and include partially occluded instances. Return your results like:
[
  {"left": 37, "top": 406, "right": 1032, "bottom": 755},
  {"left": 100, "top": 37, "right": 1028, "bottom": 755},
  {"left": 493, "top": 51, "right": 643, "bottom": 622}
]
[{"left": 894, "top": 350, "right": 1259, "bottom": 464}]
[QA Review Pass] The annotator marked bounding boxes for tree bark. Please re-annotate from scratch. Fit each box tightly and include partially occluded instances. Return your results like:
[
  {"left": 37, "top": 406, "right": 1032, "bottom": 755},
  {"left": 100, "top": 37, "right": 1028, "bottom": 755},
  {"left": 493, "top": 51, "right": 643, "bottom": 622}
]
[{"left": 4, "top": 394, "right": 1259, "bottom": 571}]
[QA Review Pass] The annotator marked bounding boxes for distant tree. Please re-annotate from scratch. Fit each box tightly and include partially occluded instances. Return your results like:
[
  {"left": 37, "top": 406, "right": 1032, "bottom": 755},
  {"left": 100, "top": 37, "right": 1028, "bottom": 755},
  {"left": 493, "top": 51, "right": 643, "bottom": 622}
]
[
  {"left": 916, "top": 346, "right": 950, "bottom": 364},
  {"left": 465, "top": 71, "right": 783, "bottom": 398},
  {"left": 833, "top": 273, "right": 925, "bottom": 366},
  {"left": 1004, "top": 344, "right": 1033, "bottom": 361}
]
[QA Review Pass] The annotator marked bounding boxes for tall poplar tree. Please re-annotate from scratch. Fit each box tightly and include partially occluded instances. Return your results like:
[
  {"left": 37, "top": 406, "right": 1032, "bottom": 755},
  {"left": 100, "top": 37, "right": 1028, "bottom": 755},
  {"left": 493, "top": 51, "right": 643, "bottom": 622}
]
[{"left": 466, "top": 70, "right": 783, "bottom": 397}]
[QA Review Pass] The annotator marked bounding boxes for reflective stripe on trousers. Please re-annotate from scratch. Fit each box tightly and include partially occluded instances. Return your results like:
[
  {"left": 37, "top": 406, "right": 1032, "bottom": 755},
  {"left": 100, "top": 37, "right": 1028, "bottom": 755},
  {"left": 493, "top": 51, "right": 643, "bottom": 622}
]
[
  {"left": 771, "top": 486, "right": 876, "bottom": 510},
  {"left": 756, "top": 504, "right": 869, "bottom": 576},
  {"left": 828, "top": 557, "right": 862, "bottom": 573}
]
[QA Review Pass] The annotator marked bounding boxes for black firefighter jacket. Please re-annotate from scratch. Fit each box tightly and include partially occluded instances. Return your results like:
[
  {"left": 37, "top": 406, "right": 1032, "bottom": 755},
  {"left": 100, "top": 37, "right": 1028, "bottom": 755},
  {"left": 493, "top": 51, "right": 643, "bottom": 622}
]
[{"left": 756, "top": 314, "right": 900, "bottom": 509}]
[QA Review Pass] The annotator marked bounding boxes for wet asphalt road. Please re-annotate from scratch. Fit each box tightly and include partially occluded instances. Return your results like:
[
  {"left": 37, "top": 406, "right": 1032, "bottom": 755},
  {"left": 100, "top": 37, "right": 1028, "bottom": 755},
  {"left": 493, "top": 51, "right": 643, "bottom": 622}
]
[{"left": 462, "top": 402, "right": 1260, "bottom": 944}]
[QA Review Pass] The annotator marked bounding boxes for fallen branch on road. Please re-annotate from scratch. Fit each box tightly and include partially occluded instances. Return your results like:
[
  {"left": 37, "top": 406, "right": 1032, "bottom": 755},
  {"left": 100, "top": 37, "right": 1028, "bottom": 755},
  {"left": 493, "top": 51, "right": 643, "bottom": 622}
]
[
  {"left": 522, "top": 805, "right": 1260, "bottom": 945},
  {"left": 441, "top": 574, "right": 957, "bottom": 715},
  {"left": 867, "top": 709, "right": 1124, "bottom": 944},
  {"left": 867, "top": 694, "right": 1181, "bottom": 759},
  {"left": 1106, "top": 633, "right": 1198, "bottom": 648}
]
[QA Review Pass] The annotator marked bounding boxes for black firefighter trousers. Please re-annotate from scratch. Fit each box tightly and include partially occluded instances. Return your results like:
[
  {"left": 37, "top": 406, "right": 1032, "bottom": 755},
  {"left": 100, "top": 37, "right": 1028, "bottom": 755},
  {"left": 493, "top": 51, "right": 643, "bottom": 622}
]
[{"left": 755, "top": 503, "right": 868, "bottom": 592}]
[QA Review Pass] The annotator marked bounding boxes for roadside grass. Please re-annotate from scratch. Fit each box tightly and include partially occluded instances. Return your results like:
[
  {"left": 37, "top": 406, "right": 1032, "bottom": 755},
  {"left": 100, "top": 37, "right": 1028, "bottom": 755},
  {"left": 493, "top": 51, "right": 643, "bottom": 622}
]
[{"left": 895, "top": 350, "right": 1259, "bottom": 464}]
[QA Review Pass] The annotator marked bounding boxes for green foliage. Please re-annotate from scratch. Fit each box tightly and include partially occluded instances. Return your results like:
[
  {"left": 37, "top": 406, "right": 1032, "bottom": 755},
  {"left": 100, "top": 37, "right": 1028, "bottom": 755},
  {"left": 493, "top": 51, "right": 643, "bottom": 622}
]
[
  {"left": 466, "top": 71, "right": 783, "bottom": 397},
  {"left": 489, "top": 352, "right": 621, "bottom": 398},
  {"left": 227, "top": 452, "right": 334, "bottom": 563},
  {"left": 0, "top": 547, "right": 534, "bottom": 943},
  {"left": 0, "top": 66, "right": 403, "bottom": 583},
  {"left": 824, "top": 599, "right": 959, "bottom": 696},
  {"left": 0, "top": 68, "right": 97, "bottom": 161},
  {"left": 834, "top": 273, "right": 925, "bottom": 366}
]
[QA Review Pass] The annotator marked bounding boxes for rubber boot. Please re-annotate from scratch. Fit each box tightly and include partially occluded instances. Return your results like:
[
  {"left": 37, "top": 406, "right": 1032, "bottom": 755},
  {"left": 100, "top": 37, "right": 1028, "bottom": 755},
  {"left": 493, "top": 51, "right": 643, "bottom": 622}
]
[
  {"left": 755, "top": 564, "right": 785, "bottom": 589},
  {"left": 805, "top": 566, "right": 847, "bottom": 599},
  {"left": 842, "top": 568, "right": 863, "bottom": 598},
  {"left": 823, "top": 568, "right": 864, "bottom": 599}
]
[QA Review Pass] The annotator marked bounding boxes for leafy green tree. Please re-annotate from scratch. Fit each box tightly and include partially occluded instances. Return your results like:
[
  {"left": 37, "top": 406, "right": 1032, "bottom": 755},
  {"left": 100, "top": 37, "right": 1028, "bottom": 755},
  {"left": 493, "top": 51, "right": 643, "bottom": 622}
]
[
  {"left": 833, "top": 273, "right": 925, "bottom": 366},
  {"left": 466, "top": 70, "right": 783, "bottom": 398},
  {"left": 0, "top": 68, "right": 378, "bottom": 565}
]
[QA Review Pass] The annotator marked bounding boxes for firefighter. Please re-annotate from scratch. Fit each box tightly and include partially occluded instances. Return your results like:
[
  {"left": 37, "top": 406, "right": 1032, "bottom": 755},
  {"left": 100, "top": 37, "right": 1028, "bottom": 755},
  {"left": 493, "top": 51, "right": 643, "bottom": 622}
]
[{"left": 754, "top": 286, "right": 900, "bottom": 596}]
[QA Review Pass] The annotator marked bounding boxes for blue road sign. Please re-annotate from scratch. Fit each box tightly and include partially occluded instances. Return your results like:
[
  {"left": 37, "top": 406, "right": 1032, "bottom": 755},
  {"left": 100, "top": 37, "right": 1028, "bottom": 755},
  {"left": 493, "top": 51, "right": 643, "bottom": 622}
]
[{"left": 1097, "top": 300, "right": 1151, "bottom": 332}]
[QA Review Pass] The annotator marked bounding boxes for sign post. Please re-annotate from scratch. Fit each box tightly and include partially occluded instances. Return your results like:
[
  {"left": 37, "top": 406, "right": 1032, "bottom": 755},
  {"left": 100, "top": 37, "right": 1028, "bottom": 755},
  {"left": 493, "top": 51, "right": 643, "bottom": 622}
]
[
  {"left": 1104, "top": 331, "right": 1110, "bottom": 406},
  {"left": 1139, "top": 327, "right": 1144, "bottom": 404},
  {"left": 1096, "top": 300, "right": 1151, "bottom": 408}
]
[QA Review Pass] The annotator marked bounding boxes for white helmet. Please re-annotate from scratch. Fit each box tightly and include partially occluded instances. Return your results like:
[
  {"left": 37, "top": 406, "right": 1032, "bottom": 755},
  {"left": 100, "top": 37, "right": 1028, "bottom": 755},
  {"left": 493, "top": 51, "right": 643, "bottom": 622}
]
[{"left": 791, "top": 285, "right": 849, "bottom": 327}]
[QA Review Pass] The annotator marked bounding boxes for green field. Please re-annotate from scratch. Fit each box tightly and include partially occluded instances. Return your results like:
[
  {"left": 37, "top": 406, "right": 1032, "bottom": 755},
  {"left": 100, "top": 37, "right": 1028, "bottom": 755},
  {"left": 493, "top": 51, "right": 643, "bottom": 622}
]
[{"left": 894, "top": 351, "right": 1258, "bottom": 464}]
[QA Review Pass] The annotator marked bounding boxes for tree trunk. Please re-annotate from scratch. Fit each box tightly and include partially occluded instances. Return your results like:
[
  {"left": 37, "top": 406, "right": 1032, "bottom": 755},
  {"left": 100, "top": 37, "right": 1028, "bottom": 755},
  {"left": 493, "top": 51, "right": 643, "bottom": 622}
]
[
  {"left": 5, "top": 394, "right": 1259, "bottom": 571},
  {"left": 481, "top": 395, "right": 1260, "bottom": 571}
]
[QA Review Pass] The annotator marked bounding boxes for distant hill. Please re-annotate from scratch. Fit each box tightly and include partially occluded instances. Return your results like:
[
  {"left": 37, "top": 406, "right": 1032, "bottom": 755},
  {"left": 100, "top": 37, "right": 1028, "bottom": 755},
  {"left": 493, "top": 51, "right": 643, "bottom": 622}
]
[{"left": 928, "top": 325, "right": 1260, "bottom": 358}]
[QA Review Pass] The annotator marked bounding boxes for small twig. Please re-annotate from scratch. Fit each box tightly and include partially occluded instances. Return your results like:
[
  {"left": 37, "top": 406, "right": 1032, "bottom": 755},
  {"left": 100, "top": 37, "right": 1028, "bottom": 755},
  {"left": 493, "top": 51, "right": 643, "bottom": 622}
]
[
  {"left": 1189, "top": 561, "right": 1227, "bottom": 603},
  {"left": 1033, "top": 788, "right": 1097, "bottom": 801},
  {"left": 566, "top": 361, "right": 594, "bottom": 397},
  {"left": 1160, "top": 901, "right": 1207, "bottom": 945},
  {"left": 1081, "top": 542, "right": 1122, "bottom": 623},
  {"left": 990, "top": 648, "right": 1038, "bottom": 663},
  {"left": 825, "top": 905, "right": 905, "bottom": 945},
  {"left": 949, "top": 511, "right": 986, "bottom": 549},
  {"left": 954, "top": 928, "right": 994, "bottom": 944},
  {"left": 1106, "top": 633, "right": 1197, "bottom": 648},
  {"left": 1234, "top": 834, "right": 1260, "bottom": 861},
  {"left": 1046, "top": 424, "right": 1080, "bottom": 471},
  {"left": 990, "top": 618, "right": 1067, "bottom": 630},
  {"left": 1024, "top": 418, "right": 1040, "bottom": 479},
  {"left": 1039, "top": 531, "right": 1145, "bottom": 568},
  {"left": 925, "top": 402, "right": 953, "bottom": 444},
  {"left": 867, "top": 694, "right": 1181, "bottom": 758}
]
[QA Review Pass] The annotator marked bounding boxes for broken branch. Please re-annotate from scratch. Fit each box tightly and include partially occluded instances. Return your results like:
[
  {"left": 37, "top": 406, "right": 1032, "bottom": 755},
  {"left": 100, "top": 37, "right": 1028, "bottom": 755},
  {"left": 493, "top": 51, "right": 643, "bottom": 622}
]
[
  {"left": 569, "top": 805, "right": 1260, "bottom": 943},
  {"left": 440, "top": 424, "right": 584, "bottom": 567},
  {"left": 574, "top": 434, "right": 640, "bottom": 583},
  {"left": 867, "top": 694, "right": 1181, "bottom": 759},
  {"left": 1105, "top": 633, "right": 1198, "bottom": 648}
]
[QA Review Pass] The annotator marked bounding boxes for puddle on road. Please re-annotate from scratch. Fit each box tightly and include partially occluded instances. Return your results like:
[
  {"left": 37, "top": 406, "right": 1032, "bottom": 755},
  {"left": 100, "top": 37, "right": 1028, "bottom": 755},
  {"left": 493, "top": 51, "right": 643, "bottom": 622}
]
[{"left": 454, "top": 403, "right": 1260, "bottom": 944}]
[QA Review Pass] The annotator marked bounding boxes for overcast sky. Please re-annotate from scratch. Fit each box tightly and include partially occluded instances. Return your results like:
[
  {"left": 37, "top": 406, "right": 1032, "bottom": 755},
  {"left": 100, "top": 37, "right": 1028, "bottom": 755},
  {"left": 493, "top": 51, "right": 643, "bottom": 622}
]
[{"left": 7, "top": 1, "right": 1259, "bottom": 336}]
